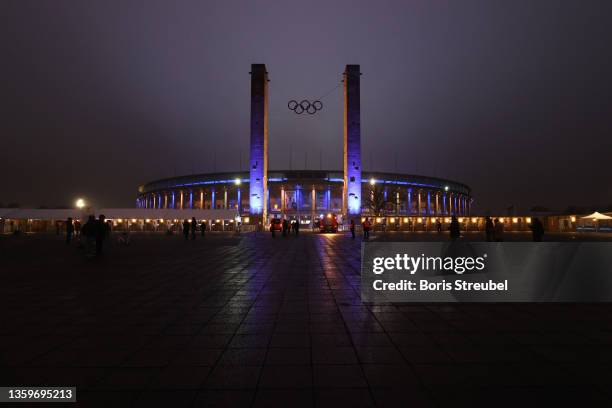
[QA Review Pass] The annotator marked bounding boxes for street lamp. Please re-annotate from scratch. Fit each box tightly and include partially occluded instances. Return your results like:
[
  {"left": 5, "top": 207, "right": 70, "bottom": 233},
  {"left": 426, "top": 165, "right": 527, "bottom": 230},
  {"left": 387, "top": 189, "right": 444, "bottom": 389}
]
[
  {"left": 234, "top": 178, "right": 241, "bottom": 185},
  {"left": 369, "top": 178, "right": 376, "bottom": 185},
  {"left": 75, "top": 198, "right": 86, "bottom": 209}
]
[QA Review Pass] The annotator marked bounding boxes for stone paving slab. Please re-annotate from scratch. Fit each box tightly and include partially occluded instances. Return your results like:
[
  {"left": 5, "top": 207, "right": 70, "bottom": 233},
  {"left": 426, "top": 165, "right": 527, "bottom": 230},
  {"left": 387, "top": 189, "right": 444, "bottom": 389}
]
[{"left": 1, "top": 232, "right": 612, "bottom": 406}]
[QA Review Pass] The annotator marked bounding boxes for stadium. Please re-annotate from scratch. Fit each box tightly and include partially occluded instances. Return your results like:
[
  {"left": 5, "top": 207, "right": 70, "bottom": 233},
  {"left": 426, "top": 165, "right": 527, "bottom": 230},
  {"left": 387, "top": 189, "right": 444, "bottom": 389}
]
[
  {"left": 137, "top": 170, "right": 472, "bottom": 227},
  {"left": 136, "top": 64, "right": 473, "bottom": 228}
]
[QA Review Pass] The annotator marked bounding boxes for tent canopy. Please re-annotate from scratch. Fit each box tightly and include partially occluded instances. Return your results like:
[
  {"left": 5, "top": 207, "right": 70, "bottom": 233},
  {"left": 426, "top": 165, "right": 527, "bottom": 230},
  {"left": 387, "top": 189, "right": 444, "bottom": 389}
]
[{"left": 581, "top": 212, "right": 612, "bottom": 220}]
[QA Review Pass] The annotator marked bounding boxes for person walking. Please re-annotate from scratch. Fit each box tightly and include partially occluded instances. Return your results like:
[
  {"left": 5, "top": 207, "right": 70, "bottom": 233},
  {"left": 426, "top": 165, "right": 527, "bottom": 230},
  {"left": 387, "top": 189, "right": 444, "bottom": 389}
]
[
  {"left": 74, "top": 219, "right": 81, "bottom": 238},
  {"left": 294, "top": 219, "right": 300, "bottom": 236},
  {"left": 95, "top": 214, "right": 110, "bottom": 256},
  {"left": 182, "top": 219, "right": 190, "bottom": 240},
  {"left": 449, "top": 216, "right": 460, "bottom": 241},
  {"left": 436, "top": 219, "right": 442, "bottom": 233},
  {"left": 282, "top": 219, "right": 288, "bottom": 237},
  {"left": 271, "top": 220, "right": 276, "bottom": 238},
  {"left": 65, "top": 217, "right": 74, "bottom": 244},
  {"left": 530, "top": 217, "right": 545, "bottom": 241},
  {"left": 191, "top": 217, "right": 197, "bottom": 240},
  {"left": 485, "top": 217, "right": 495, "bottom": 242},
  {"left": 494, "top": 218, "right": 504, "bottom": 242},
  {"left": 81, "top": 215, "right": 97, "bottom": 257},
  {"left": 362, "top": 217, "right": 371, "bottom": 240},
  {"left": 201, "top": 220, "right": 206, "bottom": 237},
  {"left": 350, "top": 219, "right": 355, "bottom": 239}
]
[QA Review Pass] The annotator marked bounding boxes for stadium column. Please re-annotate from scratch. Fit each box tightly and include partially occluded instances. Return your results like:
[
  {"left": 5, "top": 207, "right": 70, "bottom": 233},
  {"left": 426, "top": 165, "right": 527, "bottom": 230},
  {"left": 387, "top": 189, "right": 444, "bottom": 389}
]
[
  {"left": 417, "top": 190, "right": 422, "bottom": 215},
  {"left": 407, "top": 188, "right": 412, "bottom": 214},
  {"left": 249, "top": 64, "right": 269, "bottom": 224},
  {"left": 200, "top": 190, "right": 204, "bottom": 210},
  {"left": 427, "top": 191, "right": 431, "bottom": 215},
  {"left": 435, "top": 193, "right": 439, "bottom": 215},
  {"left": 224, "top": 189, "right": 228, "bottom": 209},
  {"left": 180, "top": 192, "right": 184, "bottom": 209},
  {"left": 164, "top": 193, "right": 168, "bottom": 209},
  {"left": 311, "top": 187, "right": 316, "bottom": 225},
  {"left": 343, "top": 65, "right": 362, "bottom": 218}
]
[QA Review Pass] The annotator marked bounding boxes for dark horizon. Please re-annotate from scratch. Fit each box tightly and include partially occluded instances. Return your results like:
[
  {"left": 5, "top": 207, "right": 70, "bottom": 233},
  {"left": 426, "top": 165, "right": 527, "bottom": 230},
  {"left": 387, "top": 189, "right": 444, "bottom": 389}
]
[{"left": 2, "top": 0, "right": 611, "bottom": 213}]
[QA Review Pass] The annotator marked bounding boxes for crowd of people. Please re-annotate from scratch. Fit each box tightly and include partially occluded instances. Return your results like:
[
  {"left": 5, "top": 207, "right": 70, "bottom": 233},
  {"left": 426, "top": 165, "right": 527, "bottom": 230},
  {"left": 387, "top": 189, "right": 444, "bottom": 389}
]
[
  {"left": 64, "top": 214, "right": 111, "bottom": 257},
  {"left": 61, "top": 214, "right": 546, "bottom": 249},
  {"left": 270, "top": 218, "right": 300, "bottom": 238}
]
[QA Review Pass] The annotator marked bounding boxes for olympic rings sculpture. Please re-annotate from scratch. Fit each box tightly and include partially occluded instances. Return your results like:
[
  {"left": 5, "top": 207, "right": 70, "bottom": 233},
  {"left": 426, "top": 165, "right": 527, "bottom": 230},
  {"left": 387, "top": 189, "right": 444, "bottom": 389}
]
[{"left": 288, "top": 99, "right": 323, "bottom": 114}]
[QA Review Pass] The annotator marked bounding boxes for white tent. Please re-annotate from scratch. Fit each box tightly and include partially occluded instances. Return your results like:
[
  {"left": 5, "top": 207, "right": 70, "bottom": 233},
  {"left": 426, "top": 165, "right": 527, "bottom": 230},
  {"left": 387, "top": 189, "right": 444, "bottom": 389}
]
[
  {"left": 580, "top": 211, "right": 612, "bottom": 220},
  {"left": 580, "top": 212, "right": 612, "bottom": 232}
]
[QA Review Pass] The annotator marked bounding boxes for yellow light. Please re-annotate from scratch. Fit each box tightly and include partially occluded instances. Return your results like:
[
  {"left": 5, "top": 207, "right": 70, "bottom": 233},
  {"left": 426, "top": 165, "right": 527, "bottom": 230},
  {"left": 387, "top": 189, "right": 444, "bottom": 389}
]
[
  {"left": 376, "top": 218, "right": 382, "bottom": 223},
  {"left": 431, "top": 217, "right": 436, "bottom": 222},
  {"left": 131, "top": 219, "right": 137, "bottom": 223},
  {"left": 459, "top": 218, "right": 464, "bottom": 223},
  {"left": 417, "top": 217, "right": 423, "bottom": 223},
  {"left": 117, "top": 219, "right": 123, "bottom": 223},
  {"left": 512, "top": 217, "right": 518, "bottom": 223},
  {"left": 445, "top": 218, "right": 450, "bottom": 223},
  {"left": 216, "top": 219, "right": 221, "bottom": 223},
  {"left": 145, "top": 219, "right": 151, "bottom": 223},
  {"left": 390, "top": 217, "right": 395, "bottom": 223},
  {"left": 370, "top": 178, "right": 376, "bottom": 185},
  {"left": 244, "top": 217, "right": 250, "bottom": 223},
  {"left": 570, "top": 216, "right": 576, "bottom": 223},
  {"left": 234, "top": 178, "right": 241, "bottom": 185},
  {"left": 159, "top": 219, "right": 164, "bottom": 223},
  {"left": 403, "top": 217, "right": 409, "bottom": 223},
  {"left": 75, "top": 198, "right": 85, "bottom": 209},
  {"left": 361, "top": 217, "right": 366, "bottom": 222},
  {"left": 526, "top": 217, "right": 531, "bottom": 223},
  {"left": 327, "top": 213, "right": 332, "bottom": 218},
  {"left": 499, "top": 218, "right": 504, "bottom": 223},
  {"left": 471, "top": 217, "right": 477, "bottom": 223},
  {"left": 230, "top": 220, "right": 234, "bottom": 223},
  {"left": 274, "top": 204, "right": 278, "bottom": 210}
]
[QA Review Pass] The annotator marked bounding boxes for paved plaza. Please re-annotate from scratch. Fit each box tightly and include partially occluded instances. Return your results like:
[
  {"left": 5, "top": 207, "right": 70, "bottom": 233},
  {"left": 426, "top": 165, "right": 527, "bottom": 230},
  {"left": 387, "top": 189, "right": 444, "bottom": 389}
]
[{"left": 1, "top": 232, "right": 612, "bottom": 407}]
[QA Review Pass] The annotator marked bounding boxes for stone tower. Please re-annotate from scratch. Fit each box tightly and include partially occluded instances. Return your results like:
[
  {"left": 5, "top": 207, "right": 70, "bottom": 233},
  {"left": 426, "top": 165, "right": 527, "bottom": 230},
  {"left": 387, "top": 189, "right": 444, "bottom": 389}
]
[
  {"left": 343, "top": 65, "right": 362, "bottom": 216},
  {"left": 249, "top": 64, "right": 269, "bottom": 222}
]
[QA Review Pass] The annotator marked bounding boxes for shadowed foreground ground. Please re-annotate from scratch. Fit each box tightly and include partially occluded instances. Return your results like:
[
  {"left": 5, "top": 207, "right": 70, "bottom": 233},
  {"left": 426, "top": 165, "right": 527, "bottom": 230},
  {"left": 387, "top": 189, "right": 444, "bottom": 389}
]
[{"left": 1, "top": 232, "right": 612, "bottom": 407}]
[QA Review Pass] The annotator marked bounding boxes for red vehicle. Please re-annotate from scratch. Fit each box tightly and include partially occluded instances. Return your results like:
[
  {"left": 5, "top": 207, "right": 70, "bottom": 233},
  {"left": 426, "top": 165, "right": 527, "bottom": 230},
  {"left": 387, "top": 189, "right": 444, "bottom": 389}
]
[
  {"left": 319, "top": 214, "right": 338, "bottom": 233},
  {"left": 270, "top": 218, "right": 282, "bottom": 232}
]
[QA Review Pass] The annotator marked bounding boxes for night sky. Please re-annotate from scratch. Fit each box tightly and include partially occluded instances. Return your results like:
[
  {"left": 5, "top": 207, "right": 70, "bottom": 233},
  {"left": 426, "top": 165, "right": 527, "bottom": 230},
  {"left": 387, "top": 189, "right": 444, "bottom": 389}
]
[{"left": 2, "top": 0, "right": 611, "bottom": 212}]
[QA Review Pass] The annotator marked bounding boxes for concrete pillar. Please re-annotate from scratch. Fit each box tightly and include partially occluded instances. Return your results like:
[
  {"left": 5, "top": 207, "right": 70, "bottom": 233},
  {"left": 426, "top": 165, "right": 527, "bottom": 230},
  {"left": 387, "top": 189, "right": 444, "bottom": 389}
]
[
  {"left": 224, "top": 189, "right": 228, "bottom": 209},
  {"left": 249, "top": 64, "right": 269, "bottom": 221},
  {"left": 427, "top": 191, "right": 431, "bottom": 215},
  {"left": 237, "top": 188, "right": 241, "bottom": 212},
  {"left": 164, "top": 193, "right": 168, "bottom": 209},
  {"left": 311, "top": 187, "right": 316, "bottom": 224},
  {"left": 435, "top": 193, "right": 439, "bottom": 215},
  {"left": 407, "top": 188, "right": 412, "bottom": 214},
  {"left": 443, "top": 193, "right": 447, "bottom": 215},
  {"left": 396, "top": 191, "right": 400, "bottom": 215},
  {"left": 171, "top": 191, "right": 176, "bottom": 209},
  {"left": 180, "top": 191, "right": 184, "bottom": 209},
  {"left": 281, "top": 188, "right": 285, "bottom": 214},
  {"left": 211, "top": 189, "right": 216, "bottom": 209},
  {"left": 189, "top": 191, "right": 193, "bottom": 209},
  {"left": 417, "top": 190, "right": 422, "bottom": 215},
  {"left": 200, "top": 190, "right": 204, "bottom": 210},
  {"left": 343, "top": 64, "right": 362, "bottom": 217}
]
